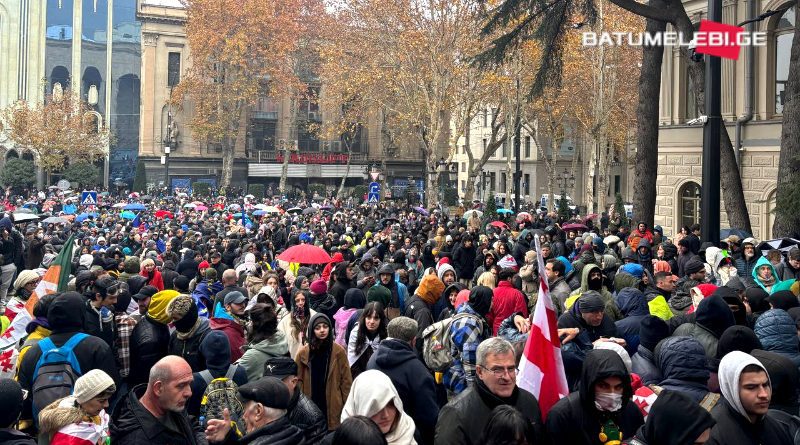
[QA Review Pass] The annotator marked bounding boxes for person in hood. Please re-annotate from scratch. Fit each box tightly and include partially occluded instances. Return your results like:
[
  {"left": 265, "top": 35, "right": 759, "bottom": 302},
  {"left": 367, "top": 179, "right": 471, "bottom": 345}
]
[
  {"left": 636, "top": 239, "right": 654, "bottom": 275},
  {"left": 673, "top": 294, "right": 735, "bottom": 358},
  {"left": 295, "top": 313, "right": 352, "bottom": 431},
  {"left": 18, "top": 291, "right": 120, "bottom": 425},
  {"left": 735, "top": 238, "right": 760, "bottom": 279},
  {"left": 631, "top": 316, "right": 670, "bottom": 386},
  {"left": 129, "top": 289, "right": 178, "bottom": 387},
  {"left": 341, "top": 370, "right": 419, "bottom": 445},
  {"left": 707, "top": 351, "right": 800, "bottom": 444},
  {"left": 436, "top": 282, "right": 465, "bottom": 321},
  {"left": 655, "top": 336, "right": 713, "bottom": 403},
  {"left": 186, "top": 331, "right": 247, "bottom": 416},
  {"left": 546, "top": 348, "right": 644, "bottom": 444},
  {"left": 166, "top": 294, "right": 212, "bottom": 372},
  {"left": 766, "top": 289, "right": 799, "bottom": 311},
  {"left": 614, "top": 288, "right": 650, "bottom": 355},
  {"left": 0, "top": 378, "right": 36, "bottom": 445},
  {"left": 333, "top": 288, "right": 365, "bottom": 347},
  {"left": 160, "top": 260, "right": 179, "bottom": 290},
  {"left": 210, "top": 291, "right": 248, "bottom": 362},
  {"left": 444, "top": 285, "right": 493, "bottom": 396},
  {"left": 453, "top": 235, "right": 477, "bottom": 284},
  {"left": 405, "top": 273, "right": 445, "bottom": 352},
  {"left": 622, "top": 390, "right": 715, "bottom": 445},
  {"left": 566, "top": 263, "right": 623, "bottom": 321},
  {"left": 111, "top": 356, "right": 206, "bottom": 445},
  {"left": 776, "top": 246, "right": 800, "bottom": 281},
  {"left": 84, "top": 276, "right": 122, "bottom": 350},
  {"left": 472, "top": 250, "right": 498, "bottom": 286},
  {"left": 308, "top": 279, "right": 337, "bottom": 320},
  {"left": 436, "top": 337, "right": 545, "bottom": 445},
  {"left": 375, "top": 263, "right": 408, "bottom": 316},
  {"left": 237, "top": 303, "right": 289, "bottom": 382},
  {"left": 750, "top": 349, "right": 800, "bottom": 416},
  {"left": 558, "top": 291, "right": 620, "bottom": 360},
  {"left": 751, "top": 256, "right": 783, "bottom": 294},
  {"left": 176, "top": 249, "right": 200, "bottom": 279},
  {"left": 367, "top": 316, "right": 438, "bottom": 444},
  {"left": 753, "top": 308, "right": 800, "bottom": 370}
]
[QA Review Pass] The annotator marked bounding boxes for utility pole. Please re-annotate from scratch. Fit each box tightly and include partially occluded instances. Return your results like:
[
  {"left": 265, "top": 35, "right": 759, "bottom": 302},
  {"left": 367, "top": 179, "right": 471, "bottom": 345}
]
[
  {"left": 513, "top": 75, "right": 521, "bottom": 214},
  {"left": 701, "top": 0, "right": 721, "bottom": 244}
]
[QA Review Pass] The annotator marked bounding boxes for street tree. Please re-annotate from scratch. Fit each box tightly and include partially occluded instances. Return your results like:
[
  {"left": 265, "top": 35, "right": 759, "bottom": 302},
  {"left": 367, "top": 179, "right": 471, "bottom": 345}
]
[
  {"left": 1, "top": 91, "right": 108, "bottom": 173},
  {"left": 62, "top": 161, "right": 100, "bottom": 189},
  {"left": 0, "top": 158, "right": 36, "bottom": 190}
]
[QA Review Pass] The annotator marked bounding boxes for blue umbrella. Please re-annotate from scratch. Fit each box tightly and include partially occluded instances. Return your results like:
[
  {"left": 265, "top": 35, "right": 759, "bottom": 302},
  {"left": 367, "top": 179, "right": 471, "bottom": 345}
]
[
  {"left": 253, "top": 210, "right": 266, "bottom": 216},
  {"left": 76, "top": 212, "right": 97, "bottom": 222},
  {"left": 121, "top": 211, "right": 137, "bottom": 219},
  {"left": 497, "top": 208, "right": 514, "bottom": 214},
  {"left": 124, "top": 203, "right": 146, "bottom": 211}
]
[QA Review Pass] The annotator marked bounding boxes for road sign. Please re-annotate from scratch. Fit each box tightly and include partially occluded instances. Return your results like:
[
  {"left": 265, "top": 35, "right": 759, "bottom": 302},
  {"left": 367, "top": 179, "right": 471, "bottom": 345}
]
[
  {"left": 369, "top": 182, "right": 381, "bottom": 194},
  {"left": 368, "top": 192, "right": 380, "bottom": 204},
  {"left": 370, "top": 172, "right": 380, "bottom": 181},
  {"left": 81, "top": 191, "right": 98, "bottom": 206}
]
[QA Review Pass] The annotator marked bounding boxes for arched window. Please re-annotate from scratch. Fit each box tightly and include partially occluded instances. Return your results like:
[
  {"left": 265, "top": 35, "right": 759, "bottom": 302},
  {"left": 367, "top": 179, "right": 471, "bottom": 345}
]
[
  {"left": 680, "top": 182, "right": 701, "bottom": 229},
  {"left": 775, "top": 5, "right": 795, "bottom": 114}
]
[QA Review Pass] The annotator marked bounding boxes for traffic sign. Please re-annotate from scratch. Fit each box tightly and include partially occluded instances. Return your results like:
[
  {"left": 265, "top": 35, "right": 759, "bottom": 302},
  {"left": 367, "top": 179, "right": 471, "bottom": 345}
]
[
  {"left": 370, "top": 171, "right": 380, "bottom": 181},
  {"left": 81, "top": 191, "right": 98, "bottom": 206},
  {"left": 369, "top": 182, "right": 381, "bottom": 194},
  {"left": 368, "top": 192, "right": 380, "bottom": 204}
]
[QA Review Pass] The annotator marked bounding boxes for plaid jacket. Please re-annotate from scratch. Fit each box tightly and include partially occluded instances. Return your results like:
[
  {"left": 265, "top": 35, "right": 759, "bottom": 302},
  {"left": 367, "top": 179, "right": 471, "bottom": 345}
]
[
  {"left": 115, "top": 313, "right": 136, "bottom": 378},
  {"left": 443, "top": 303, "right": 489, "bottom": 395}
]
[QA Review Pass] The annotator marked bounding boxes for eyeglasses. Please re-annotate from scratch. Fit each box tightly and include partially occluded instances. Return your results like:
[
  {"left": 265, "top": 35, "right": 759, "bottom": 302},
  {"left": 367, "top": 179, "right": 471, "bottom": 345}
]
[
  {"left": 106, "top": 281, "right": 129, "bottom": 297},
  {"left": 479, "top": 365, "right": 517, "bottom": 378}
]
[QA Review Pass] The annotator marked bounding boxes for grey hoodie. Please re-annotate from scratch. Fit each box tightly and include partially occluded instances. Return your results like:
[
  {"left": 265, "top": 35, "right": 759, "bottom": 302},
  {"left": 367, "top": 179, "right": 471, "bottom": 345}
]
[
  {"left": 718, "top": 350, "right": 770, "bottom": 419},
  {"left": 236, "top": 330, "right": 290, "bottom": 382}
]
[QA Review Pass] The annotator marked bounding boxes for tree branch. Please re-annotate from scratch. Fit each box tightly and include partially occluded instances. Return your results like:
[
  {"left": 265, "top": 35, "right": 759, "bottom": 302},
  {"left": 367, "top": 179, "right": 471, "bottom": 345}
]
[{"left": 606, "top": 0, "right": 674, "bottom": 22}]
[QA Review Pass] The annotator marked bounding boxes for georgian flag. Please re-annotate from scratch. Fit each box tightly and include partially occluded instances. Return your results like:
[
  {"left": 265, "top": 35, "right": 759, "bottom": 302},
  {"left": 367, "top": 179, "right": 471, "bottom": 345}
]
[{"left": 516, "top": 237, "right": 569, "bottom": 419}]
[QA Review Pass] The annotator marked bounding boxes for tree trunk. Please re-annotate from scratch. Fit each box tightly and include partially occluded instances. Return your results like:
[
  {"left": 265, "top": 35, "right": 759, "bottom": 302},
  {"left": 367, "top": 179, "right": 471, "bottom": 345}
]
[
  {"left": 462, "top": 122, "right": 474, "bottom": 203},
  {"left": 337, "top": 144, "right": 353, "bottom": 198},
  {"left": 774, "top": 9, "right": 800, "bottom": 238},
  {"left": 220, "top": 104, "right": 249, "bottom": 195},
  {"left": 631, "top": 11, "right": 666, "bottom": 228}
]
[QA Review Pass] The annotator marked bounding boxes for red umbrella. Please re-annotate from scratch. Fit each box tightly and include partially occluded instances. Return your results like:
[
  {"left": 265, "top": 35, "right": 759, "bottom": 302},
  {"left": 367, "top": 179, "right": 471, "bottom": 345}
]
[
  {"left": 561, "top": 223, "right": 588, "bottom": 231},
  {"left": 489, "top": 221, "right": 508, "bottom": 229},
  {"left": 155, "top": 210, "right": 173, "bottom": 219},
  {"left": 277, "top": 244, "right": 333, "bottom": 264}
]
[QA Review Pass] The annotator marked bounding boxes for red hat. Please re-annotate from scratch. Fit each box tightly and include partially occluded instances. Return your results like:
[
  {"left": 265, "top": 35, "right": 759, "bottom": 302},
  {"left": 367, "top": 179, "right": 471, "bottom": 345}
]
[
  {"left": 310, "top": 279, "right": 328, "bottom": 295},
  {"left": 198, "top": 260, "right": 210, "bottom": 270}
]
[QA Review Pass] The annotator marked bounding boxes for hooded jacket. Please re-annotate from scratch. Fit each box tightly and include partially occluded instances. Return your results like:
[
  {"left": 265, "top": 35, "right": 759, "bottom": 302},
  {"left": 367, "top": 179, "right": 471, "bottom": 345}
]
[
  {"left": 567, "top": 263, "right": 623, "bottom": 321},
  {"left": 558, "top": 294, "right": 619, "bottom": 357},
  {"left": 167, "top": 317, "right": 212, "bottom": 373},
  {"left": 753, "top": 309, "right": 800, "bottom": 369},
  {"left": 546, "top": 349, "right": 644, "bottom": 444},
  {"left": 656, "top": 336, "right": 712, "bottom": 403},
  {"left": 367, "top": 338, "right": 438, "bottom": 443},
  {"left": 209, "top": 316, "right": 246, "bottom": 363},
  {"left": 614, "top": 288, "right": 650, "bottom": 354},
  {"left": 625, "top": 390, "right": 716, "bottom": 445},
  {"left": 110, "top": 384, "right": 206, "bottom": 445},
  {"left": 17, "top": 292, "right": 120, "bottom": 421},
  {"left": 176, "top": 249, "right": 200, "bottom": 279},
  {"left": 39, "top": 396, "right": 110, "bottom": 445},
  {"left": 329, "top": 263, "right": 355, "bottom": 310},
  {"left": 237, "top": 329, "right": 289, "bottom": 382},
  {"left": 341, "top": 370, "right": 418, "bottom": 445},
  {"left": 673, "top": 295, "right": 735, "bottom": 358},
  {"left": 708, "top": 351, "right": 800, "bottom": 445},
  {"left": 751, "top": 256, "right": 783, "bottom": 294},
  {"left": 750, "top": 349, "right": 800, "bottom": 415},
  {"left": 333, "top": 288, "right": 365, "bottom": 347}
]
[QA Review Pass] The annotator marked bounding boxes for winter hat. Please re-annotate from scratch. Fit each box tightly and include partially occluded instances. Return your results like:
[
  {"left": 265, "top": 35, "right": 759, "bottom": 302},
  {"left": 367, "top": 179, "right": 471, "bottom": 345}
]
[
  {"left": 415, "top": 273, "right": 446, "bottom": 306},
  {"left": 620, "top": 263, "right": 644, "bottom": 279},
  {"left": 310, "top": 279, "right": 327, "bottom": 295},
  {"left": 653, "top": 260, "right": 672, "bottom": 274},
  {"left": 715, "top": 325, "right": 762, "bottom": 360},
  {"left": 639, "top": 315, "right": 670, "bottom": 352},
  {"left": 367, "top": 285, "right": 391, "bottom": 308},
  {"left": 0, "top": 378, "right": 25, "bottom": 427},
  {"left": 204, "top": 268, "right": 218, "bottom": 281},
  {"left": 198, "top": 260, "right": 210, "bottom": 270},
  {"left": 167, "top": 294, "right": 195, "bottom": 321},
  {"left": 724, "top": 276, "right": 747, "bottom": 293},
  {"left": 148, "top": 290, "right": 179, "bottom": 324},
  {"left": 468, "top": 285, "right": 493, "bottom": 317},
  {"left": 294, "top": 276, "right": 308, "bottom": 289},
  {"left": 13, "top": 270, "right": 40, "bottom": 290},
  {"left": 767, "top": 290, "right": 800, "bottom": 311},
  {"left": 595, "top": 341, "right": 632, "bottom": 373},
  {"left": 437, "top": 263, "right": 456, "bottom": 282},
  {"left": 73, "top": 369, "right": 116, "bottom": 404},
  {"left": 578, "top": 291, "right": 605, "bottom": 313},
  {"left": 79, "top": 254, "right": 94, "bottom": 269},
  {"left": 684, "top": 258, "right": 705, "bottom": 275}
]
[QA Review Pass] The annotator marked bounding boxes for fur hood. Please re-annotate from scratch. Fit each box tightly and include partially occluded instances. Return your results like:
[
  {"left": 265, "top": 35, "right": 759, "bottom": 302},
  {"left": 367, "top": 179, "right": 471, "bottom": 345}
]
[{"left": 38, "top": 396, "right": 85, "bottom": 435}]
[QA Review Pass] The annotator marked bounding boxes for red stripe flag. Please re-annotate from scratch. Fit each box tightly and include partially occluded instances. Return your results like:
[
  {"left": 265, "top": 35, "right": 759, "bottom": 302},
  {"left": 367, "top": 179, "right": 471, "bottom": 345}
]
[{"left": 516, "top": 236, "right": 569, "bottom": 419}]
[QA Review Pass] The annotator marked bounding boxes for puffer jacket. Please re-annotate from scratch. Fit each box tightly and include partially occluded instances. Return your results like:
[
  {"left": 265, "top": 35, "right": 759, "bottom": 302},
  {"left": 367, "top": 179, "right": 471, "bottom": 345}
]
[
  {"left": 631, "top": 346, "right": 662, "bottom": 386},
  {"left": 614, "top": 287, "right": 650, "bottom": 354},
  {"left": 656, "top": 336, "right": 712, "bottom": 403},
  {"left": 672, "top": 295, "right": 734, "bottom": 358},
  {"left": 39, "top": 396, "right": 110, "bottom": 445},
  {"left": 129, "top": 315, "right": 170, "bottom": 386},
  {"left": 754, "top": 309, "right": 800, "bottom": 369}
]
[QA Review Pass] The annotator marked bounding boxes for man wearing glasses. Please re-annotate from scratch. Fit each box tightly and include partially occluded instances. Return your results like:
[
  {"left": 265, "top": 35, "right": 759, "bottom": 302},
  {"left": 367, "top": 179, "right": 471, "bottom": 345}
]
[{"left": 435, "top": 337, "right": 547, "bottom": 445}]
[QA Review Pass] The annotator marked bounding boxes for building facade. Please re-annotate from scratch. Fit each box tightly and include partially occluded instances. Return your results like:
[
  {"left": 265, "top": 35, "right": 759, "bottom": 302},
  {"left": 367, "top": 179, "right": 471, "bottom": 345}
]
[
  {"left": 654, "top": 0, "right": 793, "bottom": 239},
  {"left": 137, "top": 0, "right": 425, "bottom": 194},
  {"left": 0, "top": 0, "right": 141, "bottom": 188}
]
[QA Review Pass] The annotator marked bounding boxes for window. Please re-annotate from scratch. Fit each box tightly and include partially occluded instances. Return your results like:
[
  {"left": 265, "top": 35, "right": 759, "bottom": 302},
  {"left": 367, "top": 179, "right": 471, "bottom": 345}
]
[
  {"left": 483, "top": 109, "right": 488, "bottom": 127},
  {"left": 680, "top": 182, "right": 702, "bottom": 229},
  {"left": 614, "top": 175, "right": 621, "bottom": 196},
  {"left": 502, "top": 141, "right": 508, "bottom": 158},
  {"left": 524, "top": 174, "right": 530, "bottom": 195},
  {"left": 482, "top": 138, "right": 487, "bottom": 154},
  {"left": 501, "top": 172, "right": 507, "bottom": 190},
  {"left": 686, "top": 75, "right": 699, "bottom": 120},
  {"left": 525, "top": 136, "right": 531, "bottom": 158},
  {"left": 489, "top": 172, "right": 496, "bottom": 192},
  {"left": 775, "top": 6, "right": 795, "bottom": 114},
  {"left": 167, "top": 52, "right": 181, "bottom": 87},
  {"left": 461, "top": 180, "right": 465, "bottom": 192}
]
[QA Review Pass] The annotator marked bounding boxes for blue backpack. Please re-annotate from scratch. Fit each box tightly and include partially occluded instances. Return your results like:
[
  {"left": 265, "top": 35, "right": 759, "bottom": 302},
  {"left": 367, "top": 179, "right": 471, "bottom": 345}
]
[{"left": 31, "top": 333, "right": 88, "bottom": 425}]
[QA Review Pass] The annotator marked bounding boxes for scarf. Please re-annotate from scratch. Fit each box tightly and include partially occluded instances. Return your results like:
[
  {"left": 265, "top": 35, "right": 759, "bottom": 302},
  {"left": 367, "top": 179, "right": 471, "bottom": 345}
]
[
  {"left": 758, "top": 274, "right": 776, "bottom": 288},
  {"left": 176, "top": 317, "right": 202, "bottom": 340}
]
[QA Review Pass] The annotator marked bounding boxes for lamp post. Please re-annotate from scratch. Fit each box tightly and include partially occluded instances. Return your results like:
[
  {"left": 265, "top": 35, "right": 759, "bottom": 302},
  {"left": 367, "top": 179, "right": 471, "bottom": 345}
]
[
  {"left": 429, "top": 157, "right": 457, "bottom": 210},
  {"left": 556, "top": 169, "right": 575, "bottom": 215}
]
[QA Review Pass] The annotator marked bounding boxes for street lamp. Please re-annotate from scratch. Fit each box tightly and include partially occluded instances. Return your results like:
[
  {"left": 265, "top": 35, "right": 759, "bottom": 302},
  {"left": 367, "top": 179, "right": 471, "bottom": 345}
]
[
  {"left": 556, "top": 169, "right": 575, "bottom": 213},
  {"left": 431, "top": 157, "right": 457, "bottom": 208}
]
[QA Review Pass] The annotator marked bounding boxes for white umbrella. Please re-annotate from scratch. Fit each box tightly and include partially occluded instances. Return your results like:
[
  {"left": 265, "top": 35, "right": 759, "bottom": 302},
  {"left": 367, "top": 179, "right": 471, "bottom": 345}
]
[
  {"left": 463, "top": 209, "right": 483, "bottom": 220},
  {"left": 112, "top": 202, "right": 127, "bottom": 208},
  {"left": 254, "top": 203, "right": 269, "bottom": 210},
  {"left": 13, "top": 213, "right": 39, "bottom": 223},
  {"left": 42, "top": 216, "right": 68, "bottom": 224}
]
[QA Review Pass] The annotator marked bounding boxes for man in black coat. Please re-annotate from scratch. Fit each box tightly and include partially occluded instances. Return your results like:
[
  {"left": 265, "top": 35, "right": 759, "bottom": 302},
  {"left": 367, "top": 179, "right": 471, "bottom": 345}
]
[
  {"left": 435, "top": 337, "right": 546, "bottom": 445},
  {"left": 128, "top": 288, "right": 173, "bottom": 386},
  {"left": 451, "top": 235, "right": 477, "bottom": 285},
  {"left": 263, "top": 357, "right": 327, "bottom": 444},
  {"left": 111, "top": 356, "right": 207, "bottom": 445},
  {"left": 368, "top": 316, "right": 439, "bottom": 444},
  {"left": 177, "top": 249, "right": 201, "bottom": 279}
]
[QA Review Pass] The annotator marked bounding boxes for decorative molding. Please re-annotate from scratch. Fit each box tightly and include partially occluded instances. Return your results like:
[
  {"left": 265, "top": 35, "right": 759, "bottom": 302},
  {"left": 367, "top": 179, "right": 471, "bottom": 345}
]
[
  {"left": 142, "top": 32, "right": 159, "bottom": 47},
  {"left": 165, "top": 42, "right": 184, "bottom": 48}
]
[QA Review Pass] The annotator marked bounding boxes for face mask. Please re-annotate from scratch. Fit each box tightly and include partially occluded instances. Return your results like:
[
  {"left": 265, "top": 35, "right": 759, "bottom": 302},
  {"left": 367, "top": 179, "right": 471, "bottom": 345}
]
[{"left": 594, "top": 392, "right": 623, "bottom": 412}]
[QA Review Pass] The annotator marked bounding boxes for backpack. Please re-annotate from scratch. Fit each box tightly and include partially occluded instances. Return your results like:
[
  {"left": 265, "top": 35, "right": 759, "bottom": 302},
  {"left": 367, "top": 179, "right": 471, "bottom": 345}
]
[
  {"left": 199, "top": 365, "right": 244, "bottom": 433},
  {"left": 422, "top": 312, "right": 483, "bottom": 372},
  {"left": 31, "top": 333, "right": 88, "bottom": 425}
]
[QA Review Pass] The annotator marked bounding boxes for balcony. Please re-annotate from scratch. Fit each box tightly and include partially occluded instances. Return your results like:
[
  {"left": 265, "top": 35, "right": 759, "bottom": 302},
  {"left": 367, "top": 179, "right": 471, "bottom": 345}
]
[{"left": 250, "top": 150, "right": 368, "bottom": 164}]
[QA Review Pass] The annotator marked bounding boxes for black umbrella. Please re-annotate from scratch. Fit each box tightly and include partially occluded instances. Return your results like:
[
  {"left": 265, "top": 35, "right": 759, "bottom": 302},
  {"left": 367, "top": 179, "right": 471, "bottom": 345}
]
[{"left": 302, "top": 207, "right": 318, "bottom": 215}]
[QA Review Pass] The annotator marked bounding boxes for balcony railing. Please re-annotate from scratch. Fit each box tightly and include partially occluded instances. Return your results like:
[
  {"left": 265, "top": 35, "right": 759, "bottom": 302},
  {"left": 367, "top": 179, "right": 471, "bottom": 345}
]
[{"left": 251, "top": 150, "right": 368, "bottom": 164}]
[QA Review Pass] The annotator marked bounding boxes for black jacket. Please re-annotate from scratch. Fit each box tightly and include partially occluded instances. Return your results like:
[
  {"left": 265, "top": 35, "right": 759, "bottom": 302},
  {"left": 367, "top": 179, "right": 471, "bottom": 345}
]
[
  {"left": 129, "top": 315, "right": 171, "bottom": 386},
  {"left": 707, "top": 399, "right": 800, "bottom": 445},
  {"left": 435, "top": 379, "right": 546, "bottom": 445},
  {"left": 368, "top": 338, "right": 439, "bottom": 444},
  {"left": 110, "top": 384, "right": 208, "bottom": 445},
  {"left": 17, "top": 292, "right": 120, "bottom": 421},
  {"left": 160, "top": 262, "right": 180, "bottom": 290},
  {"left": 168, "top": 318, "right": 212, "bottom": 372},
  {"left": 219, "top": 415, "right": 305, "bottom": 445},
  {"left": 83, "top": 301, "right": 116, "bottom": 349},
  {"left": 403, "top": 294, "right": 434, "bottom": 352},
  {"left": 0, "top": 428, "right": 36, "bottom": 445},
  {"left": 452, "top": 243, "right": 477, "bottom": 280},
  {"left": 624, "top": 390, "right": 716, "bottom": 445},
  {"left": 546, "top": 349, "right": 644, "bottom": 445},
  {"left": 177, "top": 251, "right": 200, "bottom": 279},
  {"left": 287, "top": 387, "right": 327, "bottom": 443}
]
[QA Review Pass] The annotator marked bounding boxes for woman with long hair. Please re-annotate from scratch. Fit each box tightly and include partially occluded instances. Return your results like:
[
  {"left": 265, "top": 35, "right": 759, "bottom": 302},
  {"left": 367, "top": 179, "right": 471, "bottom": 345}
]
[
  {"left": 347, "top": 302, "right": 387, "bottom": 378},
  {"left": 296, "top": 313, "right": 352, "bottom": 431},
  {"left": 238, "top": 303, "right": 289, "bottom": 382},
  {"left": 478, "top": 405, "right": 537, "bottom": 445},
  {"left": 278, "top": 290, "right": 317, "bottom": 359}
]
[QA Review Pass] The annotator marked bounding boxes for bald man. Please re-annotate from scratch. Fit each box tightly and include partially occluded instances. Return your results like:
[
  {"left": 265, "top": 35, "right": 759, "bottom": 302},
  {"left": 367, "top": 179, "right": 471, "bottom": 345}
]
[{"left": 111, "top": 356, "right": 208, "bottom": 445}]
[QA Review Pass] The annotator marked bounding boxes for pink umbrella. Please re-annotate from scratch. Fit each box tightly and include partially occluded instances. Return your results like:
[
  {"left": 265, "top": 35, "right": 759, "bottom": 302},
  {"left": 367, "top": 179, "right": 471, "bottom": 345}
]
[{"left": 195, "top": 205, "right": 208, "bottom": 211}]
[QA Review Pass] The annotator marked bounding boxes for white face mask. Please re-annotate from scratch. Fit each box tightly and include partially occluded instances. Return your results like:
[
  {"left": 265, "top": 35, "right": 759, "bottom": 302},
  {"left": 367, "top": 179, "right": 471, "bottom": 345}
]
[{"left": 594, "top": 392, "right": 623, "bottom": 412}]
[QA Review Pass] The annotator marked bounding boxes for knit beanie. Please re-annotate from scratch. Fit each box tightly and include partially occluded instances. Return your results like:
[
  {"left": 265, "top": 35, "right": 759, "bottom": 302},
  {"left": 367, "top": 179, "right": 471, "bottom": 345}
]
[
  {"left": 367, "top": 285, "right": 392, "bottom": 308},
  {"left": 578, "top": 290, "right": 606, "bottom": 313},
  {"left": 148, "top": 290, "right": 179, "bottom": 324},
  {"left": 639, "top": 315, "right": 670, "bottom": 351},
  {"left": 416, "top": 273, "right": 446, "bottom": 306},
  {"left": 204, "top": 268, "right": 218, "bottom": 281},
  {"left": 73, "top": 369, "right": 116, "bottom": 404},
  {"left": 468, "top": 285, "right": 493, "bottom": 317},
  {"left": 0, "top": 378, "right": 24, "bottom": 427},
  {"left": 198, "top": 260, "right": 210, "bottom": 270},
  {"left": 310, "top": 279, "right": 328, "bottom": 295},
  {"left": 653, "top": 260, "right": 672, "bottom": 274},
  {"left": 13, "top": 270, "right": 40, "bottom": 291},
  {"left": 684, "top": 258, "right": 705, "bottom": 275},
  {"left": 620, "top": 263, "right": 644, "bottom": 279},
  {"left": 167, "top": 294, "right": 198, "bottom": 332}
]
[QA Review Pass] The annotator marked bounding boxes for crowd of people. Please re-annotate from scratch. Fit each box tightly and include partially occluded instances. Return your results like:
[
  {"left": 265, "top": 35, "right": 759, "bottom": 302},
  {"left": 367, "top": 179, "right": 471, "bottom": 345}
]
[{"left": 0, "top": 189, "right": 799, "bottom": 445}]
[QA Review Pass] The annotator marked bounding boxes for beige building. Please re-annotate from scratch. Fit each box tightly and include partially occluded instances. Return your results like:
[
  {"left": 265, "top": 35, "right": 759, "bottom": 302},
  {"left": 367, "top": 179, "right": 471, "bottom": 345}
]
[
  {"left": 137, "top": 0, "right": 425, "bottom": 194},
  {"left": 654, "top": 0, "right": 793, "bottom": 239}
]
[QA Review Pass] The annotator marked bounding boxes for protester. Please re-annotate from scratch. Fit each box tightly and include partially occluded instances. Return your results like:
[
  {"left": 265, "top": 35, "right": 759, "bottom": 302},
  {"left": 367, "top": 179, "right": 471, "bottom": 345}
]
[
  {"left": 237, "top": 303, "right": 288, "bottom": 382},
  {"left": 263, "top": 356, "right": 328, "bottom": 443},
  {"left": 186, "top": 331, "right": 248, "bottom": 416},
  {"left": 167, "top": 294, "right": 212, "bottom": 372},
  {"left": 444, "top": 285, "right": 493, "bottom": 395},
  {"left": 39, "top": 369, "right": 116, "bottom": 445},
  {"left": 0, "top": 379, "right": 36, "bottom": 445},
  {"left": 129, "top": 289, "right": 177, "bottom": 386},
  {"left": 347, "top": 301, "right": 387, "bottom": 378},
  {"left": 341, "top": 370, "right": 418, "bottom": 444},
  {"left": 622, "top": 390, "right": 715, "bottom": 445}
]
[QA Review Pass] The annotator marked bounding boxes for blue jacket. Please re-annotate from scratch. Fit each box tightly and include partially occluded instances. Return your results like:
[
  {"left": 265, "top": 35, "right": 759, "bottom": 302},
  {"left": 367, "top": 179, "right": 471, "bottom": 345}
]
[
  {"left": 754, "top": 309, "right": 800, "bottom": 368},
  {"left": 657, "top": 336, "right": 711, "bottom": 403},
  {"left": 631, "top": 346, "right": 662, "bottom": 386},
  {"left": 751, "top": 256, "right": 784, "bottom": 294},
  {"left": 614, "top": 287, "right": 650, "bottom": 355}
]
